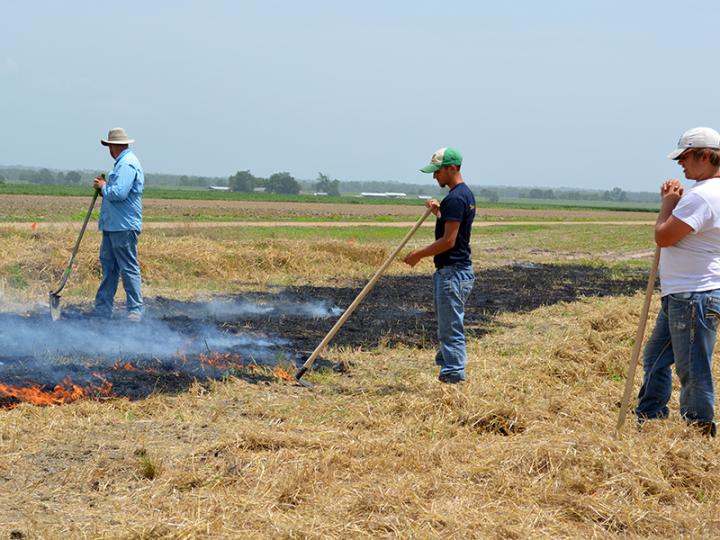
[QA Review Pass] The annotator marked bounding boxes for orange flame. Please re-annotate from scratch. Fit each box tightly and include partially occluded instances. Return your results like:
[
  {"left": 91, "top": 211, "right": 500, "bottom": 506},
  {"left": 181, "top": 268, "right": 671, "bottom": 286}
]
[
  {"left": 111, "top": 361, "right": 137, "bottom": 371},
  {"left": 272, "top": 366, "right": 295, "bottom": 382},
  {"left": 198, "top": 351, "right": 244, "bottom": 370},
  {"left": 0, "top": 375, "right": 112, "bottom": 408}
]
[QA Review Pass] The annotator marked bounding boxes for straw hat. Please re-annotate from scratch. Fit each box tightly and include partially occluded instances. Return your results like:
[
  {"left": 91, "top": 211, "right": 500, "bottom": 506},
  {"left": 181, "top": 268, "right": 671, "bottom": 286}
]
[{"left": 100, "top": 127, "right": 134, "bottom": 146}]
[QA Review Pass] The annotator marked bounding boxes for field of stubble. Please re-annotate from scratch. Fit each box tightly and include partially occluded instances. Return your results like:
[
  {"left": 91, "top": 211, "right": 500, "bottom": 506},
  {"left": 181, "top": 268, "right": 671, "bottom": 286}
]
[{"left": 1, "top": 195, "right": 718, "bottom": 539}]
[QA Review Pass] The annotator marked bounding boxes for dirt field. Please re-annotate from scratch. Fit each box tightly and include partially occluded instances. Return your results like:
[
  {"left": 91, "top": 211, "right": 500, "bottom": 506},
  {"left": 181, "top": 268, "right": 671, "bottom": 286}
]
[{"left": 0, "top": 194, "right": 656, "bottom": 222}]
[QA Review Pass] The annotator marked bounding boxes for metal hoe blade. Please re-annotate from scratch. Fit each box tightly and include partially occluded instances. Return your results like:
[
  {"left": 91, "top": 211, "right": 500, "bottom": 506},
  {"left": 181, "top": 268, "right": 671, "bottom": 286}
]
[
  {"left": 293, "top": 206, "right": 433, "bottom": 387},
  {"left": 49, "top": 292, "right": 62, "bottom": 321},
  {"left": 48, "top": 186, "right": 100, "bottom": 322}
]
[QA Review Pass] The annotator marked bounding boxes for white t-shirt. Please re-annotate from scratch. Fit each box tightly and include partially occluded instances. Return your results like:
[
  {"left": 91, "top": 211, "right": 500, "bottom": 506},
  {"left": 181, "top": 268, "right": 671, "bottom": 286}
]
[{"left": 660, "top": 179, "right": 720, "bottom": 296}]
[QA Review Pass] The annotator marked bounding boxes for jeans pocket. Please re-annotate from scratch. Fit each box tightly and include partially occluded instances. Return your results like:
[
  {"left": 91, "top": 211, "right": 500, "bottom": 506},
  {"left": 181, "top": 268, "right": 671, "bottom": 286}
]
[
  {"left": 460, "top": 278, "right": 474, "bottom": 303},
  {"left": 704, "top": 296, "right": 720, "bottom": 331}
]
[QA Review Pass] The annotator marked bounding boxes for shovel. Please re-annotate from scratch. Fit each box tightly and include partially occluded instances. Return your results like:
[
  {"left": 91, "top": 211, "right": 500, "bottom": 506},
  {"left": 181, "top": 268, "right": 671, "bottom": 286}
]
[
  {"left": 294, "top": 206, "right": 433, "bottom": 387},
  {"left": 49, "top": 180, "right": 102, "bottom": 321}
]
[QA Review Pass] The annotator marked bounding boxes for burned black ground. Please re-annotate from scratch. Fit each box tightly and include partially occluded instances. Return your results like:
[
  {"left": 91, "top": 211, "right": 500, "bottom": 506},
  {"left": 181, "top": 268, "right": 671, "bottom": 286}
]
[
  {"left": 0, "top": 263, "right": 650, "bottom": 404},
  {"left": 156, "top": 262, "right": 650, "bottom": 355}
]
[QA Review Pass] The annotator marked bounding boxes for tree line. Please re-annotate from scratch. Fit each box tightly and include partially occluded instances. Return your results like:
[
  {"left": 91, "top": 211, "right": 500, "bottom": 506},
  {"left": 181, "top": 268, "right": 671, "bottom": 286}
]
[
  {"left": 0, "top": 165, "right": 660, "bottom": 203},
  {"left": 228, "top": 171, "right": 341, "bottom": 195}
]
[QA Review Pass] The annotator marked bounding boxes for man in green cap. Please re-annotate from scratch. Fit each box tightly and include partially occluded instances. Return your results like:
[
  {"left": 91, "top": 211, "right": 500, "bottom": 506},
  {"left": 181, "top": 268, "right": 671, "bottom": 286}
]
[{"left": 404, "top": 147, "right": 476, "bottom": 383}]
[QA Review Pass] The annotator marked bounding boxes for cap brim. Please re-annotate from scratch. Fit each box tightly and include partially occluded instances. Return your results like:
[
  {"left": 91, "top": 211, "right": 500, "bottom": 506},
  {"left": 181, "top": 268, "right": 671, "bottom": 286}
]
[
  {"left": 101, "top": 139, "right": 134, "bottom": 146},
  {"left": 420, "top": 164, "right": 441, "bottom": 173},
  {"left": 668, "top": 148, "right": 686, "bottom": 160}
]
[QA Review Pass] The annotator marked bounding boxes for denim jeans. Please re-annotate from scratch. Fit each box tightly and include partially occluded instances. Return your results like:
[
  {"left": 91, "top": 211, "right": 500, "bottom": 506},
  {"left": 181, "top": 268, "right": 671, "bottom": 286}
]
[
  {"left": 433, "top": 264, "right": 475, "bottom": 380},
  {"left": 95, "top": 230, "right": 143, "bottom": 317},
  {"left": 636, "top": 290, "right": 720, "bottom": 424}
]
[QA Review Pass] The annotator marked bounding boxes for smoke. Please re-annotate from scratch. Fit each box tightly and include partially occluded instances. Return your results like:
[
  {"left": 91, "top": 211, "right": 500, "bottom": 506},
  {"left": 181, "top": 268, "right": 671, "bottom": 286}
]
[
  {"left": 0, "top": 294, "right": 344, "bottom": 393},
  {"left": 201, "top": 298, "right": 343, "bottom": 320},
  {"left": 0, "top": 313, "right": 286, "bottom": 362}
]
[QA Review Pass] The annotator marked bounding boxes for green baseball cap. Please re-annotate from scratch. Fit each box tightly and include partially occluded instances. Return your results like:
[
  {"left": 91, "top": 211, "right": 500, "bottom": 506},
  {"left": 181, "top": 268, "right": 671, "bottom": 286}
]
[{"left": 420, "top": 147, "right": 463, "bottom": 173}]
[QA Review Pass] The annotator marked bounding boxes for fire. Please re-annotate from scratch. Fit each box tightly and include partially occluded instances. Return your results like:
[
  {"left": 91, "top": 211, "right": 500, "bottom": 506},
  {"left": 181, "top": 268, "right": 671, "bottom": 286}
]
[
  {"left": 0, "top": 376, "right": 112, "bottom": 408},
  {"left": 198, "top": 351, "right": 244, "bottom": 370},
  {"left": 272, "top": 366, "right": 295, "bottom": 382},
  {"left": 111, "top": 361, "right": 137, "bottom": 371}
]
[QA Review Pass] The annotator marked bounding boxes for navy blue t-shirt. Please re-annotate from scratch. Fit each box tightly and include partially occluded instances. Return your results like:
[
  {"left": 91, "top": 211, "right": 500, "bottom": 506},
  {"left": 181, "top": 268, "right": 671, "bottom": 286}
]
[{"left": 434, "top": 183, "right": 476, "bottom": 268}]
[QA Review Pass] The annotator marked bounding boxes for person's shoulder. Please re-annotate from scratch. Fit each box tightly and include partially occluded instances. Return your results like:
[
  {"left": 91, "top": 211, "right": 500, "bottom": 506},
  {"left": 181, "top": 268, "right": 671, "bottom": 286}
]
[
  {"left": 687, "top": 181, "right": 720, "bottom": 202},
  {"left": 121, "top": 151, "right": 143, "bottom": 170},
  {"left": 455, "top": 183, "right": 475, "bottom": 200}
]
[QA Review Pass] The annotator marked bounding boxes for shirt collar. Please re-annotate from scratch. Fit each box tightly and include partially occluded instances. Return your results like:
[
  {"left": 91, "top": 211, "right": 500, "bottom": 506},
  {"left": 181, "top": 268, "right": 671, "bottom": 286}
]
[{"left": 115, "top": 148, "right": 131, "bottom": 164}]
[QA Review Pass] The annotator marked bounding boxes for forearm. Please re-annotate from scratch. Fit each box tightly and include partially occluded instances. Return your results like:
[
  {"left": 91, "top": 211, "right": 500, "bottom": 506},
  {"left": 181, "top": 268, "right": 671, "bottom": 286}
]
[
  {"left": 655, "top": 200, "right": 675, "bottom": 229},
  {"left": 412, "top": 237, "right": 455, "bottom": 259}
]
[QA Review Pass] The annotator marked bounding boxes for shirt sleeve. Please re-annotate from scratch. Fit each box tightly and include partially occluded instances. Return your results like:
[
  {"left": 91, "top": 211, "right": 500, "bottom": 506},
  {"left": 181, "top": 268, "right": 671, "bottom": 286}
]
[
  {"left": 441, "top": 196, "right": 466, "bottom": 222},
  {"left": 672, "top": 191, "right": 714, "bottom": 233},
  {"left": 102, "top": 162, "right": 138, "bottom": 202}
]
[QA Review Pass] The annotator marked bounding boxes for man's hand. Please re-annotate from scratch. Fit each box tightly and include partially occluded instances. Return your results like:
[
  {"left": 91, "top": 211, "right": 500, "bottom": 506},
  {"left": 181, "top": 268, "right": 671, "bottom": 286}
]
[
  {"left": 425, "top": 198, "right": 440, "bottom": 217},
  {"left": 93, "top": 176, "right": 106, "bottom": 191},
  {"left": 655, "top": 178, "right": 692, "bottom": 247},
  {"left": 403, "top": 250, "right": 423, "bottom": 268},
  {"left": 660, "top": 178, "right": 683, "bottom": 208}
]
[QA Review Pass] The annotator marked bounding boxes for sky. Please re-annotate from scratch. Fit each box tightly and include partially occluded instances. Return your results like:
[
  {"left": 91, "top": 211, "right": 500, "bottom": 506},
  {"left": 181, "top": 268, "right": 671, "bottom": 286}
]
[{"left": 1, "top": 0, "right": 719, "bottom": 191}]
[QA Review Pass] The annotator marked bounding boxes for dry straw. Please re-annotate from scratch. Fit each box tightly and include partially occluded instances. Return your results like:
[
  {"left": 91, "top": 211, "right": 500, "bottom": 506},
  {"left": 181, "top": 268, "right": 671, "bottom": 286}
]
[{"left": 2, "top": 293, "right": 720, "bottom": 537}]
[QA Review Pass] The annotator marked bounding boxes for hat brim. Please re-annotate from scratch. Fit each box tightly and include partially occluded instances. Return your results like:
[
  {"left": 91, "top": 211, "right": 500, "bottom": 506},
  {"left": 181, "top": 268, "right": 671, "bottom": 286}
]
[
  {"left": 101, "top": 139, "right": 134, "bottom": 146},
  {"left": 668, "top": 147, "right": 687, "bottom": 160},
  {"left": 420, "top": 164, "right": 441, "bottom": 173}
]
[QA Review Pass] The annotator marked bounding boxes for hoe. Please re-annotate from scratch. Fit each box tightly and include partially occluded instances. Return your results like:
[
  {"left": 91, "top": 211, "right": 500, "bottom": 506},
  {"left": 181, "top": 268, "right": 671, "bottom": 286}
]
[
  {"left": 616, "top": 246, "right": 660, "bottom": 432},
  {"left": 49, "top": 180, "right": 102, "bottom": 321},
  {"left": 294, "top": 206, "right": 433, "bottom": 388}
]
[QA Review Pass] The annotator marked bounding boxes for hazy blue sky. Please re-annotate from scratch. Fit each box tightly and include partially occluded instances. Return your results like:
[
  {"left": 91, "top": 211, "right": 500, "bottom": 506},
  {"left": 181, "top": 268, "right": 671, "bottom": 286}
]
[{"left": 2, "top": 1, "right": 719, "bottom": 191}]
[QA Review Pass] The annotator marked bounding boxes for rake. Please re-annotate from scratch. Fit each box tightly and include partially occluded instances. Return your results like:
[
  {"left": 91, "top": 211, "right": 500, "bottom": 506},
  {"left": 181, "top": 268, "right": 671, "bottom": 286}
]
[{"left": 294, "top": 206, "right": 433, "bottom": 387}]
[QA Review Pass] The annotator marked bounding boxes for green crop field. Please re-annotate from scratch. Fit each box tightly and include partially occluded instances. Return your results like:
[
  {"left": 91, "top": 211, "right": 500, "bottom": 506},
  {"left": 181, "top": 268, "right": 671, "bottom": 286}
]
[{"left": 0, "top": 183, "right": 659, "bottom": 212}]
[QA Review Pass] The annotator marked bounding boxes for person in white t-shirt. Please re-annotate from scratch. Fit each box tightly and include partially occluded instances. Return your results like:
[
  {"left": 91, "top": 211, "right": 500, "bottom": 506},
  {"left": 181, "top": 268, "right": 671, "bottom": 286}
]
[{"left": 636, "top": 127, "right": 720, "bottom": 437}]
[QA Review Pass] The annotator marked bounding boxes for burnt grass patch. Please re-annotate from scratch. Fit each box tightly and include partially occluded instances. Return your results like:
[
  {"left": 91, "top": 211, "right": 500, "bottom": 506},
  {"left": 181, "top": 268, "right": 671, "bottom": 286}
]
[
  {"left": 157, "top": 262, "right": 650, "bottom": 355},
  {"left": 0, "top": 263, "right": 649, "bottom": 405}
]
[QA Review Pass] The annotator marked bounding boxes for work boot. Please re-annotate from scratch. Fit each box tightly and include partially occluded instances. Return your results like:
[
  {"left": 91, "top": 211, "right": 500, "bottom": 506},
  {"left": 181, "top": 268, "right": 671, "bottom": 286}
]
[
  {"left": 438, "top": 373, "right": 465, "bottom": 384},
  {"left": 695, "top": 422, "right": 717, "bottom": 438},
  {"left": 127, "top": 311, "right": 143, "bottom": 323}
]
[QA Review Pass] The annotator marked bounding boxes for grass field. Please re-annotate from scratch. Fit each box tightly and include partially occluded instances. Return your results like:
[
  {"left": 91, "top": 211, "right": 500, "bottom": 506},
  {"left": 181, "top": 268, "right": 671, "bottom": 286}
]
[
  {"left": 0, "top": 192, "right": 656, "bottom": 224},
  {"left": 0, "top": 182, "right": 660, "bottom": 213},
  {"left": 4, "top": 195, "right": 720, "bottom": 538}
]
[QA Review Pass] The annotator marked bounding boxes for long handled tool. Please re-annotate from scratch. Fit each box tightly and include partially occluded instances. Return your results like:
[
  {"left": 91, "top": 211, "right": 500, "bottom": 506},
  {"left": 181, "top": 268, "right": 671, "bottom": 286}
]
[
  {"left": 49, "top": 182, "right": 102, "bottom": 321},
  {"left": 294, "top": 206, "right": 433, "bottom": 387},
  {"left": 615, "top": 246, "right": 661, "bottom": 432}
]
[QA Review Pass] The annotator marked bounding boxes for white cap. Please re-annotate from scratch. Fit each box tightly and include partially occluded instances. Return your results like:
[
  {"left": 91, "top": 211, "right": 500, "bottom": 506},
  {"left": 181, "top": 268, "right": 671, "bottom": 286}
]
[{"left": 668, "top": 127, "right": 720, "bottom": 160}]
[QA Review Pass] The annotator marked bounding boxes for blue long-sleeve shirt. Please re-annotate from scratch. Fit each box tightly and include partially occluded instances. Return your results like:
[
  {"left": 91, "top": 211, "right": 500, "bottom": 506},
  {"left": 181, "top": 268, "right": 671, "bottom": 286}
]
[{"left": 98, "top": 148, "right": 144, "bottom": 232}]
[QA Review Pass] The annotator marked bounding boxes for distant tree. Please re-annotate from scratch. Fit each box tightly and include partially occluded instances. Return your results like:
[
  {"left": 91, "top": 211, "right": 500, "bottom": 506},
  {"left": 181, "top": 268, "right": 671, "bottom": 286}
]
[
  {"left": 478, "top": 188, "right": 499, "bottom": 203},
  {"left": 315, "top": 172, "right": 340, "bottom": 195},
  {"left": 56, "top": 171, "right": 65, "bottom": 184},
  {"left": 610, "top": 187, "right": 627, "bottom": 202},
  {"left": 0, "top": 174, "right": 5, "bottom": 185},
  {"left": 229, "top": 170, "right": 256, "bottom": 192},
  {"left": 528, "top": 188, "right": 543, "bottom": 199},
  {"left": 267, "top": 172, "right": 300, "bottom": 194},
  {"left": 65, "top": 171, "right": 82, "bottom": 185},
  {"left": 29, "top": 168, "right": 54, "bottom": 184},
  {"left": 179, "top": 175, "right": 192, "bottom": 187}
]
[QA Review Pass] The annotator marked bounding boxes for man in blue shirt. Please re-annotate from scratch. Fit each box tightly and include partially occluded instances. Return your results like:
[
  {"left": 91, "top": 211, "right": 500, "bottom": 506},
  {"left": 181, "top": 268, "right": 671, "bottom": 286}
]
[
  {"left": 92, "top": 127, "right": 144, "bottom": 321},
  {"left": 404, "top": 147, "right": 476, "bottom": 383}
]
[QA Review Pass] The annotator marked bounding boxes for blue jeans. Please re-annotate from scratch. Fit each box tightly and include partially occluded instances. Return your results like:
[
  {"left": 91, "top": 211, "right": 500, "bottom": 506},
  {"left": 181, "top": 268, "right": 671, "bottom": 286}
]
[
  {"left": 95, "top": 230, "right": 143, "bottom": 317},
  {"left": 636, "top": 290, "right": 720, "bottom": 424},
  {"left": 433, "top": 264, "right": 475, "bottom": 380}
]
